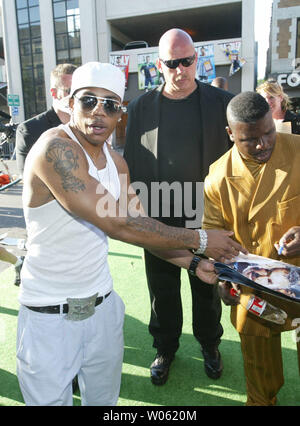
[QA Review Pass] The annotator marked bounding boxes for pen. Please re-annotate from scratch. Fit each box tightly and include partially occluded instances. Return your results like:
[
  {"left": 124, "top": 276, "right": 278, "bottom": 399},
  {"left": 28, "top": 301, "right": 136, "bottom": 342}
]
[{"left": 278, "top": 244, "right": 284, "bottom": 255}]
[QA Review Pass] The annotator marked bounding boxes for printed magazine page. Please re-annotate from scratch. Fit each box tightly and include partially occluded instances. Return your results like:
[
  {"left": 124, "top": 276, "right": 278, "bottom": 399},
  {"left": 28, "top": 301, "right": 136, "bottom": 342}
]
[{"left": 215, "top": 253, "right": 300, "bottom": 303}]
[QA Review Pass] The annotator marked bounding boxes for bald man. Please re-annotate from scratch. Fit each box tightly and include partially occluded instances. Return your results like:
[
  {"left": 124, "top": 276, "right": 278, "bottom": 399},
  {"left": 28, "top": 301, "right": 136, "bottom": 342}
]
[{"left": 124, "top": 29, "right": 235, "bottom": 385}]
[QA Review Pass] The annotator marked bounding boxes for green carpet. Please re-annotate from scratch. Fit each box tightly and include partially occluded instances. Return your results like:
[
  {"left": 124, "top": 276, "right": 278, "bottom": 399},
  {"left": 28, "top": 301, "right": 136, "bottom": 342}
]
[{"left": 0, "top": 238, "right": 299, "bottom": 406}]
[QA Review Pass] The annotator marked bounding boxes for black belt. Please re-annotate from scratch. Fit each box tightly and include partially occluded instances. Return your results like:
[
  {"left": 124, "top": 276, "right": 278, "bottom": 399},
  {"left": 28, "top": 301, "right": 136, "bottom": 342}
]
[{"left": 25, "top": 292, "right": 111, "bottom": 314}]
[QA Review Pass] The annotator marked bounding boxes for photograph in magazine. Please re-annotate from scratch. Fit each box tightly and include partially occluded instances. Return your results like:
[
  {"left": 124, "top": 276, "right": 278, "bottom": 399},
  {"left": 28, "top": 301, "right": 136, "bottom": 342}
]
[
  {"left": 218, "top": 41, "right": 246, "bottom": 76},
  {"left": 110, "top": 54, "right": 130, "bottom": 89},
  {"left": 196, "top": 44, "right": 216, "bottom": 83},
  {"left": 215, "top": 253, "right": 300, "bottom": 303},
  {"left": 138, "top": 53, "right": 163, "bottom": 90}
]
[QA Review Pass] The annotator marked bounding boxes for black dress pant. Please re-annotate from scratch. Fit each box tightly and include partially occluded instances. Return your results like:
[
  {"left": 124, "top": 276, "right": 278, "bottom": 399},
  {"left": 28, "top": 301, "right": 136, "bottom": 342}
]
[{"left": 144, "top": 250, "right": 223, "bottom": 355}]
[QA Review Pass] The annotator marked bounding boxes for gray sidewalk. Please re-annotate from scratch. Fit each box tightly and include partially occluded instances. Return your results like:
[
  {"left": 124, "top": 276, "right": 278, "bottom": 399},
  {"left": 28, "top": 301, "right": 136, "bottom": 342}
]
[{"left": 0, "top": 160, "right": 26, "bottom": 273}]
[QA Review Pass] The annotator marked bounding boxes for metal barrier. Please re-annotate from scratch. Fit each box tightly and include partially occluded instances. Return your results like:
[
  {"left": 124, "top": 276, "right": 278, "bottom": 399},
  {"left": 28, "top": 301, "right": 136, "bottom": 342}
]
[
  {"left": 0, "top": 121, "right": 19, "bottom": 190},
  {"left": 0, "top": 137, "right": 15, "bottom": 159}
]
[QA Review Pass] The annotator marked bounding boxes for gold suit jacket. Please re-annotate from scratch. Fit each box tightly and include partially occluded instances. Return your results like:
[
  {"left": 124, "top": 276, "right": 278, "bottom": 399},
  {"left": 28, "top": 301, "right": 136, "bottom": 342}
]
[{"left": 203, "top": 132, "right": 300, "bottom": 336}]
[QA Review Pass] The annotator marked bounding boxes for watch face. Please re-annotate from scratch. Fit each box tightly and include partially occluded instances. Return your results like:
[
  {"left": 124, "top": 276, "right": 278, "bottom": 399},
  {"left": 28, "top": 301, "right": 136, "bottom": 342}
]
[
  {"left": 192, "top": 250, "right": 208, "bottom": 259},
  {"left": 193, "top": 249, "right": 203, "bottom": 255}
]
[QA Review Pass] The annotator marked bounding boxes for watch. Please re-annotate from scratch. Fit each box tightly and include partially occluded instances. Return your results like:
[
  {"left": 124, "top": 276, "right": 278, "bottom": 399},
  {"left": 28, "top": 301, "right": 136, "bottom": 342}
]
[{"left": 188, "top": 255, "right": 202, "bottom": 276}]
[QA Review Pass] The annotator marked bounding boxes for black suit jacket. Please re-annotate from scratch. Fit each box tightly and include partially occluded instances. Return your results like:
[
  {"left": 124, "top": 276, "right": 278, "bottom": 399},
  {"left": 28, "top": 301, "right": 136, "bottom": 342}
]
[
  {"left": 124, "top": 80, "right": 234, "bottom": 219},
  {"left": 16, "top": 107, "right": 61, "bottom": 175}
]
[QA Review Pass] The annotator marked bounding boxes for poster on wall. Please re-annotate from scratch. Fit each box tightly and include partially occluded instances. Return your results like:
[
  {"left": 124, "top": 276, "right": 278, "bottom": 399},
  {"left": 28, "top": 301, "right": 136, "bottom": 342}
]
[
  {"left": 219, "top": 41, "right": 246, "bottom": 76},
  {"left": 196, "top": 44, "right": 216, "bottom": 84},
  {"left": 138, "top": 52, "right": 163, "bottom": 91},
  {"left": 110, "top": 54, "right": 130, "bottom": 89}
]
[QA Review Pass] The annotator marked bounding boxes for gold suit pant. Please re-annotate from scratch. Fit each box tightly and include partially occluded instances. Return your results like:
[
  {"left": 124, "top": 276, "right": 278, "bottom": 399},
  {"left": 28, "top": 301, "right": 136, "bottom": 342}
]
[{"left": 239, "top": 332, "right": 300, "bottom": 406}]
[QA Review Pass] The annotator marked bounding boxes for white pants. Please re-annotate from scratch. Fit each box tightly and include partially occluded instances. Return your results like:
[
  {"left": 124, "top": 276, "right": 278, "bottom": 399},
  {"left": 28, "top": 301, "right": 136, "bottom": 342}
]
[{"left": 16, "top": 290, "right": 125, "bottom": 406}]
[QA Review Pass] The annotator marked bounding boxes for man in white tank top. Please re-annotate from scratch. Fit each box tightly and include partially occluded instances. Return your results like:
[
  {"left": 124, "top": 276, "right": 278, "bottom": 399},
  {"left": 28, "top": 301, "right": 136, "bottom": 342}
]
[{"left": 18, "top": 61, "right": 245, "bottom": 406}]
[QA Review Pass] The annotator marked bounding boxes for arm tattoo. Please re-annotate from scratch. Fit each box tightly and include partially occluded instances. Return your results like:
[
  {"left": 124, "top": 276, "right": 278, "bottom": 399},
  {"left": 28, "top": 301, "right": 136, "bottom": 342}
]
[
  {"left": 126, "top": 217, "right": 196, "bottom": 247},
  {"left": 45, "top": 139, "right": 86, "bottom": 193}
]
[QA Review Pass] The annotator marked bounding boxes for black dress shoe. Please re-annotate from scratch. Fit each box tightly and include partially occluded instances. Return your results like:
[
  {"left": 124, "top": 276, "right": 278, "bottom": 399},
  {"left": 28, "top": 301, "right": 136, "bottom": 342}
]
[
  {"left": 202, "top": 347, "right": 223, "bottom": 379},
  {"left": 150, "top": 353, "right": 174, "bottom": 386}
]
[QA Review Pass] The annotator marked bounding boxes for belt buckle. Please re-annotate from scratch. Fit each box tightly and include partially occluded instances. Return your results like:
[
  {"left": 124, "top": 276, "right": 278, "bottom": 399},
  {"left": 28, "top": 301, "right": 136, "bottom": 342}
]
[{"left": 66, "top": 293, "right": 98, "bottom": 321}]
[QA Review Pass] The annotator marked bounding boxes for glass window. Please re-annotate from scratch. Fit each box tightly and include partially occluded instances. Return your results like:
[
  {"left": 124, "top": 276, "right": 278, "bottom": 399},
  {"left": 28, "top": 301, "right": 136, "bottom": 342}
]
[
  {"left": 53, "top": 2, "right": 66, "bottom": 18},
  {"left": 52, "top": 0, "right": 81, "bottom": 65},
  {"left": 18, "top": 24, "right": 30, "bottom": 40},
  {"left": 67, "top": 15, "right": 80, "bottom": 32},
  {"left": 30, "top": 23, "right": 41, "bottom": 38},
  {"left": 36, "top": 84, "right": 46, "bottom": 105},
  {"left": 23, "top": 99, "right": 36, "bottom": 117},
  {"left": 56, "top": 33, "right": 68, "bottom": 50},
  {"left": 32, "top": 53, "right": 43, "bottom": 68},
  {"left": 74, "top": 15, "right": 80, "bottom": 31},
  {"left": 32, "top": 38, "right": 42, "bottom": 54},
  {"left": 69, "top": 31, "right": 80, "bottom": 48},
  {"left": 34, "top": 65, "right": 45, "bottom": 83},
  {"left": 67, "top": 0, "right": 79, "bottom": 11},
  {"left": 21, "top": 66, "right": 33, "bottom": 83},
  {"left": 16, "top": 0, "right": 27, "bottom": 8},
  {"left": 55, "top": 18, "right": 67, "bottom": 34},
  {"left": 15, "top": 0, "right": 46, "bottom": 118},
  {"left": 21, "top": 55, "right": 33, "bottom": 67},
  {"left": 23, "top": 82, "right": 34, "bottom": 102},
  {"left": 29, "top": 6, "right": 40, "bottom": 22},
  {"left": 57, "top": 49, "right": 69, "bottom": 62},
  {"left": 17, "top": 9, "right": 29, "bottom": 25},
  {"left": 67, "top": 15, "right": 75, "bottom": 32},
  {"left": 70, "top": 48, "right": 80, "bottom": 59},
  {"left": 19, "top": 39, "right": 32, "bottom": 56}
]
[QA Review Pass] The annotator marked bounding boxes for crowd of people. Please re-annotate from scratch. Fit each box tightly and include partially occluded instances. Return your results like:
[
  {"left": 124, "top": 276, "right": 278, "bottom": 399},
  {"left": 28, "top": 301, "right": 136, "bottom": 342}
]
[{"left": 1, "top": 27, "right": 300, "bottom": 407}]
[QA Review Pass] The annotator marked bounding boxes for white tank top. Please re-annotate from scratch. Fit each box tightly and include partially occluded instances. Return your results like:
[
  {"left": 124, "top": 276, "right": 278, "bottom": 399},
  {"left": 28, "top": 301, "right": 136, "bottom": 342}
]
[{"left": 19, "top": 124, "right": 121, "bottom": 306}]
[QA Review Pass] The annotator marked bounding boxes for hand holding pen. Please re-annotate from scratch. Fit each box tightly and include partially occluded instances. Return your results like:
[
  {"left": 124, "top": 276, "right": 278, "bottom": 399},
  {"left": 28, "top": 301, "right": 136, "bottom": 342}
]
[{"left": 274, "top": 226, "right": 300, "bottom": 257}]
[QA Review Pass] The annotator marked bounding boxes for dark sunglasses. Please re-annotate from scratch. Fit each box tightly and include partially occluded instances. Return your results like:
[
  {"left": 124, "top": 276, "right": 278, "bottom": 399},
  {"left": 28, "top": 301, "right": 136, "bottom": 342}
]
[
  {"left": 74, "top": 95, "right": 127, "bottom": 115},
  {"left": 160, "top": 54, "right": 196, "bottom": 69}
]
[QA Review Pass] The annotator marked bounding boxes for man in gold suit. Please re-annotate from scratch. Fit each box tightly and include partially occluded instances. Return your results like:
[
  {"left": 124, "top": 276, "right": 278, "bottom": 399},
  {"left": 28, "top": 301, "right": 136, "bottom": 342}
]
[{"left": 203, "top": 91, "right": 300, "bottom": 406}]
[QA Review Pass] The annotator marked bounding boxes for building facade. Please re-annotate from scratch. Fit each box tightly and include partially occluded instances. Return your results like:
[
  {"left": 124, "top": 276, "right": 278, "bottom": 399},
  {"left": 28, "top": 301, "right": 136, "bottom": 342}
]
[
  {"left": 0, "top": 0, "right": 256, "bottom": 143},
  {"left": 267, "top": 0, "right": 300, "bottom": 111}
]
